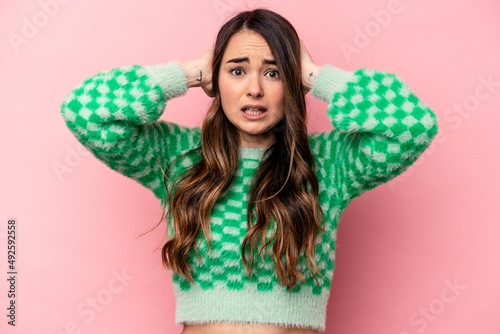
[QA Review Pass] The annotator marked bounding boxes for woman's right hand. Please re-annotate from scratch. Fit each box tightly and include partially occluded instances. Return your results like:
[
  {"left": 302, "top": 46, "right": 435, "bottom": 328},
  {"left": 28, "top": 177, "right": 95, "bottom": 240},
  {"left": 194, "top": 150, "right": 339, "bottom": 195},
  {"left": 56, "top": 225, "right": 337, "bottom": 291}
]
[
  {"left": 181, "top": 46, "right": 214, "bottom": 97},
  {"left": 199, "top": 46, "right": 214, "bottom": 97}
]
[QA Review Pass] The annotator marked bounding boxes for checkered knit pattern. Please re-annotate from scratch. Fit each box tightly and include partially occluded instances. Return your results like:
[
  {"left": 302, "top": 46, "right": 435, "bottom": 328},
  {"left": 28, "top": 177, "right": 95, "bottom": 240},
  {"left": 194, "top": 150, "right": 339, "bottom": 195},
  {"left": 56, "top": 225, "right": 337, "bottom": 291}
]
[{"left": 60, "top": 62, "right": 438, "bottom": 331}]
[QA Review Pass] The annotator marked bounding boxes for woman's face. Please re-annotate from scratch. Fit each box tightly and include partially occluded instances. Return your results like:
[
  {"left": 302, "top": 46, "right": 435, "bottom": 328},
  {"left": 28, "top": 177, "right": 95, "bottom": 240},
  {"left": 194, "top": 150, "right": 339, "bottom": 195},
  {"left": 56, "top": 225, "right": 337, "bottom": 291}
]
[{"left": 218, "top": 30, "right": 285, "bottom": 148}]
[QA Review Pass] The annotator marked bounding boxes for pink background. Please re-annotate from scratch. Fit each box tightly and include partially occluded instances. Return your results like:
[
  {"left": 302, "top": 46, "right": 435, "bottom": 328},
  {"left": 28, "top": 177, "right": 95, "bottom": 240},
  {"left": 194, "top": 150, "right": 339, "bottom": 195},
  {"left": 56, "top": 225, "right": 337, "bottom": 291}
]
[{"left": 1, "top": 0, "right": 499, "bottom": 333}]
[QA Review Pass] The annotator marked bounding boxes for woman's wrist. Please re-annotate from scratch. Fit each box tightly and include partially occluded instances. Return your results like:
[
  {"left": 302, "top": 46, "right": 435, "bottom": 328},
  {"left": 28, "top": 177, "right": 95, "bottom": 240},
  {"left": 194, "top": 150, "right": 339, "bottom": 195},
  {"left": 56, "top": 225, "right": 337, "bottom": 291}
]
[
  {"left": 180, "top": 59, "right": 211, "bottom": 88},
  {"left": 302, "top": 63, "right": 322, "bottom": 92}
]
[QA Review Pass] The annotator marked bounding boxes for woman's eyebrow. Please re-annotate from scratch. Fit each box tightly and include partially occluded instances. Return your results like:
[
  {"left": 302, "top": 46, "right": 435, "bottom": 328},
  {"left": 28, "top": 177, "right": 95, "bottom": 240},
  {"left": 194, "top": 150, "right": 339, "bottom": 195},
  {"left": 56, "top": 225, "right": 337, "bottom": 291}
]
[{"left": 226, "top": 57, "right": 276, "bottom": 65}]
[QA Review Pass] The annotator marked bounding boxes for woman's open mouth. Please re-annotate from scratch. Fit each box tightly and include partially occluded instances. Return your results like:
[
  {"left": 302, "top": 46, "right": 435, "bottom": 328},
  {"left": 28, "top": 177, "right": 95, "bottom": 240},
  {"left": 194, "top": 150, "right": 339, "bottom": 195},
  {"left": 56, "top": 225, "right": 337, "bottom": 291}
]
[{"left": 241, "top": 107, "right": 268, "bottom": 120}]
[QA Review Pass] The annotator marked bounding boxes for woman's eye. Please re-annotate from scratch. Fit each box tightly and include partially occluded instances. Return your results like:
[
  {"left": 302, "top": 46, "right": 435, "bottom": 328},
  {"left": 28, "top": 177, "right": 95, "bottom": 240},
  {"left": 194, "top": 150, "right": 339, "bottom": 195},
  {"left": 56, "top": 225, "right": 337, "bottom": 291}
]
[
  {"left": 230, "top": 68, "right": 244, "bottom": 76},
  {"left": 266, "top": 70, "right": 280, "bottom": 79}
]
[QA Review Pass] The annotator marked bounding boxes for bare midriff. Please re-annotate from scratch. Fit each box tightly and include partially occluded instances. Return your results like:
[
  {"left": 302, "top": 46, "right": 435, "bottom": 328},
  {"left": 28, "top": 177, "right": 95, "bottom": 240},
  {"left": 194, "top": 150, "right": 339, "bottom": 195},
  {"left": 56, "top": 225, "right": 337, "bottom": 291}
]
[{"left": 181, "top": 322, "right": 320, "bottom": 334}]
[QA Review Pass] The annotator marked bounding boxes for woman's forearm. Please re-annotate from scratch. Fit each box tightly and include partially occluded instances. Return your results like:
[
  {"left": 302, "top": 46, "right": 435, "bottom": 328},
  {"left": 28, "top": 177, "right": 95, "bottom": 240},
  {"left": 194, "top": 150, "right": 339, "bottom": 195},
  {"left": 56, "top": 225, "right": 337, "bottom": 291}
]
[{"left": 180, "top": 59, "right": 211, "bottom": 88}]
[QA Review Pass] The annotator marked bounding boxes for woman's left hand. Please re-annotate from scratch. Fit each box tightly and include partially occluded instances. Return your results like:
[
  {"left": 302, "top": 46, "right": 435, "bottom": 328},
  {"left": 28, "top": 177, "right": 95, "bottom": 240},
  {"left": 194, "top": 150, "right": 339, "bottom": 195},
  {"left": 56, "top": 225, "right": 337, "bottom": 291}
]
[{"left": 300, "top": 39, "right": 321, "bottom": 94}]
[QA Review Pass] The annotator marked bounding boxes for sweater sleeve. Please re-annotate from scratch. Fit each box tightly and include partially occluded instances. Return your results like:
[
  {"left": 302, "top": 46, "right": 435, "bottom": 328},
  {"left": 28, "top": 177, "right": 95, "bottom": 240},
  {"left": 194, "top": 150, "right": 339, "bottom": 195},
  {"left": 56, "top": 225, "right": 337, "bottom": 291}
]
[
  {"left": 308, "top": 65, "right": 439, "bottom": 205},
  {"left": 60, "top": 62, "right": 201, "bottom": 202}
]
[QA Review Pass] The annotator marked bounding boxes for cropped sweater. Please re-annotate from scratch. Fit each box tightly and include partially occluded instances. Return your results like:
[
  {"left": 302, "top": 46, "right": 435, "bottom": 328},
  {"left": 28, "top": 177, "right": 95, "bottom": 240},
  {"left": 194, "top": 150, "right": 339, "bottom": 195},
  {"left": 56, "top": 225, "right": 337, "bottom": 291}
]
[{"left": 60, "top": 61, "right": 438, "bottom": 331}]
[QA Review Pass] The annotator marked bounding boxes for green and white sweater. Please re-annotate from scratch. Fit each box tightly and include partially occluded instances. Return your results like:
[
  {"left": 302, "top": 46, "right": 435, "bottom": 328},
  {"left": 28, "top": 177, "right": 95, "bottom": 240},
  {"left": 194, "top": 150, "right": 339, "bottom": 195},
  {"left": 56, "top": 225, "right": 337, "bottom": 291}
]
[{"left": 60, "top": 61, "right": 438, "bottom": 331}]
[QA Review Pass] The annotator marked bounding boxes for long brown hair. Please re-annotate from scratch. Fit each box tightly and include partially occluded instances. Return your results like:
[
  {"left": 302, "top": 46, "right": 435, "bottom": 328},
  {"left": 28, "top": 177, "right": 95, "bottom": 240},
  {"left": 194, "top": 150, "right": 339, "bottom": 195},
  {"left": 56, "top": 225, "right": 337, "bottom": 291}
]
[{"left": 149, "top": 9, "right": 326, "bottom": 291}]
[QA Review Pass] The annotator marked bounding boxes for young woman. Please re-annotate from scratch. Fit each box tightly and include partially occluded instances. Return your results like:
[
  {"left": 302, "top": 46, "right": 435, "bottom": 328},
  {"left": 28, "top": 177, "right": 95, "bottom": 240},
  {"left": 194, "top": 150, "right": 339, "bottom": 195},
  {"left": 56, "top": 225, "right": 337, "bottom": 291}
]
[{"left": 60, "top": 8, "right": 438, "bottom": 334}]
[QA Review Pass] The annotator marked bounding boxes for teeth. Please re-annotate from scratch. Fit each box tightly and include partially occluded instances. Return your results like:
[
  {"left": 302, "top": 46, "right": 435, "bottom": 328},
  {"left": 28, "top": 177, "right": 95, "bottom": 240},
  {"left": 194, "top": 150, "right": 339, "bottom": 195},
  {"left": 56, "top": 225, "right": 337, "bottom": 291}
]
[{"left": 244, "top": 108, "right": 265, "bottom": 115}]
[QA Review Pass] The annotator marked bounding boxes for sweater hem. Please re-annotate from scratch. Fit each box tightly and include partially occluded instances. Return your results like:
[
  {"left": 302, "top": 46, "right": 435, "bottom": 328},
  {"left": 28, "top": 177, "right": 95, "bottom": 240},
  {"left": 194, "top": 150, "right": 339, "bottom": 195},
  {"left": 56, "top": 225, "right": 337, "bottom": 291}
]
[
  {"left": 173, "top": 282, "right": 329, "bottom": 332},
  {"left": 312, "top": 65, "right": 357, "bottom": 102},
  {"left": 143, "top": 62, "right": 188, "bottom": 100}
]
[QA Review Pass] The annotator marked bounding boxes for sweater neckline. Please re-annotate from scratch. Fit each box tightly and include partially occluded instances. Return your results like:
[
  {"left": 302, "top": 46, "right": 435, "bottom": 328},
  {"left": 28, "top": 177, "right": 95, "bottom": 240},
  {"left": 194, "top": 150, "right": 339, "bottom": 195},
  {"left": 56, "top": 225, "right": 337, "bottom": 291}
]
[{"left": 238, "top": 146, "right": 271, "bottom": 160}]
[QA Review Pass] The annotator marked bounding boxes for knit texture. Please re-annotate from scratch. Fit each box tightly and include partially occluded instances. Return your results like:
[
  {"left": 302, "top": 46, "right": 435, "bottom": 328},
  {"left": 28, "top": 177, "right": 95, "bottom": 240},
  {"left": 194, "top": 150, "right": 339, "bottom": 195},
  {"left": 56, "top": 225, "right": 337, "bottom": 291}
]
[{"left": 60, "top": 61, "right": 438, "bottom": 331}]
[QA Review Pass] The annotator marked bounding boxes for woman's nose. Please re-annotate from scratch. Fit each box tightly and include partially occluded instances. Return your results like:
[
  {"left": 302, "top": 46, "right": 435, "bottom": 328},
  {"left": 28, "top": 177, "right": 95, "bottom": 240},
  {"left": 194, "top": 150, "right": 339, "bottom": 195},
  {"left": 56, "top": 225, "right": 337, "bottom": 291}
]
[{"left": 246, "top": 75, "right": 263, "bottom": 98}]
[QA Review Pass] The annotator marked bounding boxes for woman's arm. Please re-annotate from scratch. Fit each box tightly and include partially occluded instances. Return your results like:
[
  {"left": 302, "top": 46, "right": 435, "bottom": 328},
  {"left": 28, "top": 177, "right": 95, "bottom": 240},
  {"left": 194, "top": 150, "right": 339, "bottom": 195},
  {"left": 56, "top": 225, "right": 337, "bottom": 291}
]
[
  {"left": 302, "top": 42, "right": 439, "bottom": 206},
  {"left": 60, "top": 49, "right": 213, "bottom": 202},
  {"left": 179, "top": 47, "right": 214, "bottom": 96}
]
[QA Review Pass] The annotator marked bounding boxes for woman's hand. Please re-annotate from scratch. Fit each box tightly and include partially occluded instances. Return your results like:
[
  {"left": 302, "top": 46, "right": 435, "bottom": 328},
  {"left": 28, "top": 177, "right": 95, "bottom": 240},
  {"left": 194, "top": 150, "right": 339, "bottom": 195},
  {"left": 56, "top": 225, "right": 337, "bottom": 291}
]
[
  {"left": 181, "top": 46, "right": 215, "bottom": 97},
  {"left": 199, "top": 46, "right": 214, "bottom": 97},
  {"left": 300, "top": 39, "right": 321, "bottom": 94}
]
